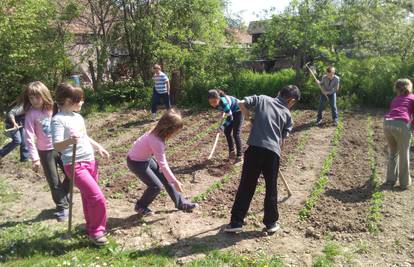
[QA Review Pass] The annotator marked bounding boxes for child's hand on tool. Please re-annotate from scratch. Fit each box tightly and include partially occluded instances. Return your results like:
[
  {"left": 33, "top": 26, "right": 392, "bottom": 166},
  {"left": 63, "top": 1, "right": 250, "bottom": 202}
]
[
  {"left": 32, "top": 160, "right": 41, "bottom": 173},
  {"left": 68, "top": 133, "right": 80, "bottom": 145},
  {"left": 217, "top": 125, "right": 224, "bottom": 133}
]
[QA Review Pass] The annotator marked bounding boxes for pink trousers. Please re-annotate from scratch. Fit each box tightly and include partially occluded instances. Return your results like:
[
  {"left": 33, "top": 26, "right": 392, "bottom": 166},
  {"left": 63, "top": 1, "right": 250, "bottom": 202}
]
[{"left": 64, "top": 160, "right": 107, "bottom": 238}]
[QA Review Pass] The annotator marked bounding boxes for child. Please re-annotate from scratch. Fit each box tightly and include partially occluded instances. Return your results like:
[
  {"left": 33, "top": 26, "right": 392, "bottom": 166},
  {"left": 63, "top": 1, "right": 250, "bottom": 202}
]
[
  {"left": 208, "top": 89, "right": 244, "bottom": 162},
  {"left": 23, "top": 81, "right": 70, "bottom": 221},
  {"left": 151, "top": 64, "right": 171, "bottom": 120},
  {"left": 315, "top": 66, "right": 340, "bottom": 126},
  {"left": 224, "top": 85, "right": 300, "bottom": 233},
  {"left": 383, "top": 78, "right": 414, "bottom": 190},
  {"left": 0, "top": 97, "right": 29, "bottom": 162},
  {"left": 51, "top": 83, "right": 110, "bottom": 246},
  {"left": 127, "top": 109, "right": 197, "bottom": 216}
]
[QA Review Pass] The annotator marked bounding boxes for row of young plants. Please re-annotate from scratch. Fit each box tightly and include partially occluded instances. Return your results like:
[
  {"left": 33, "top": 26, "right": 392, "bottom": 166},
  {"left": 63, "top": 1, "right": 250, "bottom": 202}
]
[
  {"left": 366, "top": 116, "right": 384, "bottom": 234},
  {"left": 191, "top": 111, "right": 308, "bottom": 204},
  {"left": 191, "top": 165, "right": 240, "bottom": 203},
  {"left": 298, "top": 120, "right": 344, "bottom": 220}
]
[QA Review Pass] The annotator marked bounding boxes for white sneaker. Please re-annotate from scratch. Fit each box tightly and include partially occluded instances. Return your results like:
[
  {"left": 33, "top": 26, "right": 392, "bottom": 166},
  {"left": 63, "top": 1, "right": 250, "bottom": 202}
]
[
  {"left": 264, "top": 222, "right": 280, "bottom": 233},
  {"left": 151, "top": 113, "right": 157, "bottom": 121}
]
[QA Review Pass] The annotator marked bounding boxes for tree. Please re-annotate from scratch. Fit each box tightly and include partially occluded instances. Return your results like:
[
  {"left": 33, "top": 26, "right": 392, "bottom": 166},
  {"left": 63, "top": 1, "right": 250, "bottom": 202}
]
[
  {"left": 0, "top": 0, "right": 73, "bottom": 108},
  {"left": 253, "top": 0, "right": 340, "bottom": 84},
  {"left": 75, "top": 0, "right": 120, "bottom": 90}
]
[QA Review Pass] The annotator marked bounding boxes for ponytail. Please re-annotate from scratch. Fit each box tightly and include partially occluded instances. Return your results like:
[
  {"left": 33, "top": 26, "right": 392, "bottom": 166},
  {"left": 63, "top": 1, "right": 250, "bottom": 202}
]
[{"left": 207, "top": 88, "right": 226, "bottom": 99}]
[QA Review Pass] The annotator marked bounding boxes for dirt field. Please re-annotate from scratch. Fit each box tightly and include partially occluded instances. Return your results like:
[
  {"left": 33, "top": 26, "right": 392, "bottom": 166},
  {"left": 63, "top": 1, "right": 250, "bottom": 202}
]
[{"left": 0, "top": 108, "right": 413, "bottom": 266}]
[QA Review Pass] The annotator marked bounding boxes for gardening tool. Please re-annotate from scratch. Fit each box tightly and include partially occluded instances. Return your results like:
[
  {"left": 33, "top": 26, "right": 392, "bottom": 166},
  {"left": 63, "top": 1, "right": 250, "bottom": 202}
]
[
  {"left": 278, "top": 170, "right": 292, "bottom": 197},
  {"left": 207, "top": 113, "right": 225, "bottom": 160},
  {"left": 4, "top": 125, "right": 22, "bottom": 133},
  {"left": 305, "top": 62, "right": 329, "bottom": 101},
  {"left": 67, "top": 143, "right": 77, "bottom": 237}
]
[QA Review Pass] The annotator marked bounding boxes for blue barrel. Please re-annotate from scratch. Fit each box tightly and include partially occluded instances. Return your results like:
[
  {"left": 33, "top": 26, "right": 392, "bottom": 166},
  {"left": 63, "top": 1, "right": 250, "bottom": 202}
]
[{"left": 71, "top": 75, "right": 81, "bottom": 86}]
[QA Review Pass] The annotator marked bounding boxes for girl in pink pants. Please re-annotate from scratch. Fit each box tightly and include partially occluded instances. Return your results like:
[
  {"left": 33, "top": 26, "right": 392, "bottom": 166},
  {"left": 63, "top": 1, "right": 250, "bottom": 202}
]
[{"left": 51, "top": 83, "right": 110, "bottom": 246}]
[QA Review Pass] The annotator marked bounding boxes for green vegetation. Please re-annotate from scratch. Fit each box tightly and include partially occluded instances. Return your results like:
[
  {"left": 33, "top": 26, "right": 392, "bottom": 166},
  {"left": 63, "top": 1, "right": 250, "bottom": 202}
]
[
  {"left": 299, "top": 120, "right": 344, "bottom": 220},
  {"left": 0, "top": 222, "right": 284, "bottom": 266},
  {"left": 366, "top": 116, "right": 384, "bottom": 234},
  {"left": 188, "top": 250, "right": 284, "bottom": 267},
  {"left": 313, "top": 241, "right": 342, "bottom": 267},
  {"left": 0, "top": 179, "right": 22, "bottom": 203}
]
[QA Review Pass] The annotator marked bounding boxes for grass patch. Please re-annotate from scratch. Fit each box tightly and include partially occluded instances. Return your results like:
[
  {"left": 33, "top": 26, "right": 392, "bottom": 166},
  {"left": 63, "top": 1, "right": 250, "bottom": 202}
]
[
  {"left": 366, "top": 116, "right": 384, "bottom": 234},
  {"left": 0, "top": 179, "right": 22, "bottom": 203},
  {"left": 0, "top": 222, "right": 285, "bottom": 266},
  {"left": 188, "top": 250, "right": 284, "bottom": 267},
  {"left": 313, "top": 241, "right": 342, "bottom": 267},
  {"left": 299, "top": 119, "right": 344, "bottom": 220}
]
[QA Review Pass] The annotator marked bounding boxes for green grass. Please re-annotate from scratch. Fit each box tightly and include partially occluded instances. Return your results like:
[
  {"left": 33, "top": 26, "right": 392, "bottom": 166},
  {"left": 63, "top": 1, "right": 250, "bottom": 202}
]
[
  {"left": 313, "top": 241, "right": 342, "bottom": 267},
  {"left": 0, "top": 179, "right": 22, "bottom": 203},
  {"left": 188, "top": 250, "right": 284, "bottom": 267},
  {"left": 299, "top": 119, "right": 344, "bottom": 220},
  {"left": 0, "top": 221, "right": 285, "bottom": 266},
  {"left": 366, "top": 116, "right": 384, "bottom": 234}
]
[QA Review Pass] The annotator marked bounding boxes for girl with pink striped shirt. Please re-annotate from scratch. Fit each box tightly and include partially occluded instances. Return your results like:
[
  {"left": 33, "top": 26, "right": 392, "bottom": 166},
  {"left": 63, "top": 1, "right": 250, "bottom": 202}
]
[
  {"left": 127, "top": 110, "right": 197, "bottom": 217},
  {"left": 23, "top": 81, "right": 70, "bottom": 221}
]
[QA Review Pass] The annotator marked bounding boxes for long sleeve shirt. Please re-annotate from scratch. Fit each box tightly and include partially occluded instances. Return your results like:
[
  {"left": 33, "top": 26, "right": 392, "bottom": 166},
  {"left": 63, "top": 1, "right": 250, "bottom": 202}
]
[
  {"left": 24, "top": 108, "right": 54, "bottom": 161},
  {"left": 6, "top": 104, "right": 25, "bottom": 125},
  {"left": 127, "top": 132, "right": 177, "bottom": 183}
]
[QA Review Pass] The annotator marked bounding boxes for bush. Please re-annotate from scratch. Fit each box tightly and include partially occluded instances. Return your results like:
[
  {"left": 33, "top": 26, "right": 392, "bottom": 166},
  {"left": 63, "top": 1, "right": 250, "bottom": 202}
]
[
  {"left": 180, "top": 69, "right": 296, "bottom": 106},
  {"left": 83, "top": 79, "right": 152, "bottom": 115}
]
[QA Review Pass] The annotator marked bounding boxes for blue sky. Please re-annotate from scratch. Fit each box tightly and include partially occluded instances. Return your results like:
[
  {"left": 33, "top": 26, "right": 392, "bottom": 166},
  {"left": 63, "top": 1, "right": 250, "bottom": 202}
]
[{"left": 228, "top": 0, "right": 291, "bottom": 24}]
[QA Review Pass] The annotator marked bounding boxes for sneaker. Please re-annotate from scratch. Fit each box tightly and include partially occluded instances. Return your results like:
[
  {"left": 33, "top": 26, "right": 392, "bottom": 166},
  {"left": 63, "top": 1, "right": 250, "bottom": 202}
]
[
  {"left": 134, "top": 207, "right": 153, "bottom": 217},
  {"left": 264, "top": 222, "right": 280, "bottom": 233},
  {"left": 224, "top": 222, "right": 243, "bottom": 233},
  {"left": 89, "top": 235, "right": 108, "bottom": 246},
  {"left": 316, "top": 120, "right": 322, "bottom": 126},
  {"left": 178, "top": 203, "right": 198, "bottom": 212},
  {"left": 55, "top": 209, "right": 69, "bottom": 222}
]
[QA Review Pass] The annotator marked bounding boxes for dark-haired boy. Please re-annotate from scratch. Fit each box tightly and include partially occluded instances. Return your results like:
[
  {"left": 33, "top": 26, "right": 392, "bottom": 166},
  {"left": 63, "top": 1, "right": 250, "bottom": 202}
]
[{"left": 224, "top": 85, "right": 300, "bottom": 233}]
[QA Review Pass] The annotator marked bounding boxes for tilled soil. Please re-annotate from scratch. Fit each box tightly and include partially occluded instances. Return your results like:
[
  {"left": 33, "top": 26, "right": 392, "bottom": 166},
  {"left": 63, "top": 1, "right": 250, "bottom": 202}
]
[
  {"left": 306, "top": 113, "right": 373, "bottom": 236},
  {"left": 2, "top": 108, "right": 414, "bottom": 266}
]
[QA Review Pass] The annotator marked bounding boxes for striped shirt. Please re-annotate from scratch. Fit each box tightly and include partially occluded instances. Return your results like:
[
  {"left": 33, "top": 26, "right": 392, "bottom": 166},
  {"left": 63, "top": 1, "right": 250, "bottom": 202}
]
[
  {"left": 153, "top": 71, "right": 169, "bottom": 94},
  {"left": 217, "top": 95, "right": 240, "bottom": 128}
]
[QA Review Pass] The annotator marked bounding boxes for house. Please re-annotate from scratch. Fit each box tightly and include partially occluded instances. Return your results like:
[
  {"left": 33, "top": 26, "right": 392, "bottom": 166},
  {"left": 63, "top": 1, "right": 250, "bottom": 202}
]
[{"left": 246, "top": 20, "right": 293, "bottom": 72}]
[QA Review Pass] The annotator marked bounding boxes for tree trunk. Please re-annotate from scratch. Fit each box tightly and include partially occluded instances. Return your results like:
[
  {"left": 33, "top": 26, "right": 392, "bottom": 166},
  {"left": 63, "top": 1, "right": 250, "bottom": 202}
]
[{"left": 88, "top": 60, "right": 97, "bottom": 91}]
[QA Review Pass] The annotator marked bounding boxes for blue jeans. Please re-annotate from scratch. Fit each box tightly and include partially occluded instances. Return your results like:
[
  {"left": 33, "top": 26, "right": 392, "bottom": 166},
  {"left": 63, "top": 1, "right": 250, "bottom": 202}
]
[
  {"left": 0, "top": 124, "right": 29, "bottom": 161},
  {"left": 151, "top": 89, "right": 171, "bottom": 114},
  {"left": 317, "top": 93, "right": 338, "bottom": 122}
]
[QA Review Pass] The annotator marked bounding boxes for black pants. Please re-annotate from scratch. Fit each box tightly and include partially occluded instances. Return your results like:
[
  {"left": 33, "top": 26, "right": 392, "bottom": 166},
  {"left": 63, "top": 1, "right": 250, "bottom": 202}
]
[
  {"left": 38, "top": 150, "right": 70, "bottom": 211},
  {"left": 127, "top": 157, "right": 190, "bottom": 209},
  {"left": 231, "top": 146, "right": 280, "bottom": 227},
  {"left": 151, "top": 89, "right": 171, "bottom": 114},
  {"left": 224, "top": 111, "right": 243, "bottom": 157}
]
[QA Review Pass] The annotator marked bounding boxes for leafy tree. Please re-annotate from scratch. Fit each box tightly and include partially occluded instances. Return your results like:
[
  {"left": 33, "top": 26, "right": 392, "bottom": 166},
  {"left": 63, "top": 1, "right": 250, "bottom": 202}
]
[{"left": 0, "top": 0, "right": 73, "bottom": 109}]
